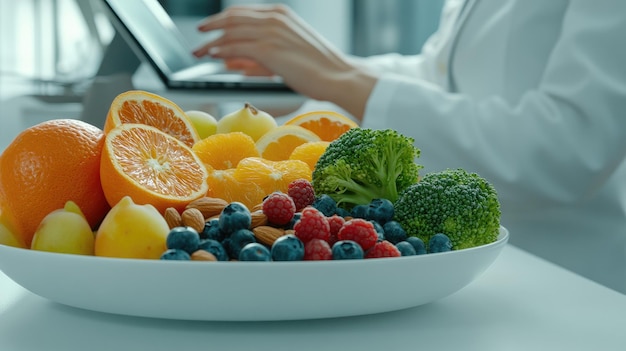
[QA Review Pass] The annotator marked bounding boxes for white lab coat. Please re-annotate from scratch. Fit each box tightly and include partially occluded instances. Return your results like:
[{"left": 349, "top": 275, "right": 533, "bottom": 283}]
[{"left": 359, "top": 0, "right": 626, "bottom": 293}]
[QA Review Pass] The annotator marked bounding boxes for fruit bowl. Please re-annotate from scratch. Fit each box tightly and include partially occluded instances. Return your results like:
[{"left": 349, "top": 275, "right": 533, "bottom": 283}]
[{"left": 0, "top": 227, "right": 508, "bottom": 321}]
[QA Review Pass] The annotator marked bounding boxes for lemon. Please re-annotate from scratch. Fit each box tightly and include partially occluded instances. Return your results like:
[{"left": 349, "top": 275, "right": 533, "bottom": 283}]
[
  {"left": 0, "top": 216, "right": 26, "bottom": 248},
  {"left": 95, "top": 196, "right": 169, "bottom": 259},
  {"left": 31, "top": 201, "right": 94, "bottom": 255}
]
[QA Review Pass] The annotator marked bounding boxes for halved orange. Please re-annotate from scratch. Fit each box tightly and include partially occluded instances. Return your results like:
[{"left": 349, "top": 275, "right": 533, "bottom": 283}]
[
  {"left": 100, "top": 123, "right": 209, "bottom": 213},
  {"left": 284, "top": 110, "right": 359, "bottom": 142},
  {"left": 192, "top": 132, "right": 260, "bottom": 170},
  {"left": 255, "top": 125, "right": 321, "bottom": 161},
  {"left": 104, "top": 90, "right": 200, "bottom": 148}
]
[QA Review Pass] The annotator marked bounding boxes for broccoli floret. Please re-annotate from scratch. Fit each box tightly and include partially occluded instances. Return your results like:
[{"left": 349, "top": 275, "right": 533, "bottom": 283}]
[
  {"left": 393, "top": 168, "right": 501, "bottom": 250},
  {"left": 312, "top": 128, "right": 422, "bottom": 209}
]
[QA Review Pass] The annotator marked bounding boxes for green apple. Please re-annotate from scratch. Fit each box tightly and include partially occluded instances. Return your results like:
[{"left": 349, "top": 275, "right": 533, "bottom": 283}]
[{"left": 186, "top": 110, "right": 218, "bottom": 139}]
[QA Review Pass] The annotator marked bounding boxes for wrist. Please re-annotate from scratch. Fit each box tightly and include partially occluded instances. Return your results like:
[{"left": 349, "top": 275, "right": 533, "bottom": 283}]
[{"left": 323, "top": 68, "right": 378, "bottom": 122}]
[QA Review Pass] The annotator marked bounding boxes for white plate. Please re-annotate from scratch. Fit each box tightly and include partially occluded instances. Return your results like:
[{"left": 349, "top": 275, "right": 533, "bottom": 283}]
[{"left": 0, "top": 227, "right": 508, "bottom": 321}]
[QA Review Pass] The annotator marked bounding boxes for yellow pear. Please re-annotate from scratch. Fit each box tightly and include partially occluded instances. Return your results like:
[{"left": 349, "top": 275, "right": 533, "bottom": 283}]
[
  {"left": 216, "top": 103, "right": 277, "bottom": 141},
  {"left": 31, "top": 201, "right": 94, "bottom": 255}
]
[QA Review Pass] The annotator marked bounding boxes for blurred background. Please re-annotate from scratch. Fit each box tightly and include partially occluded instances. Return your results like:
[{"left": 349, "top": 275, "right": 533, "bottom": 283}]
[
  {"left": 0, "top": 0, "right": 443, "bottom": 148},
  {"left": 0, "top": 0, "right": 443, "bottom": 96}
]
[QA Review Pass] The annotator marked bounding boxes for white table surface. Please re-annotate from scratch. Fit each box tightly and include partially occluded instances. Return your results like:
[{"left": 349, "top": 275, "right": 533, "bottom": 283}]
[{"left": 1, "top": 245, "right": 625, "bottom": 351}]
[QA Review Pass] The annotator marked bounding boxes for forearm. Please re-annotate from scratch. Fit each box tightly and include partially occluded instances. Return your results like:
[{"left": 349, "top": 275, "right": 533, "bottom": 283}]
[{"left": 313, "top": 63, "right": 378, "bottom": 122}]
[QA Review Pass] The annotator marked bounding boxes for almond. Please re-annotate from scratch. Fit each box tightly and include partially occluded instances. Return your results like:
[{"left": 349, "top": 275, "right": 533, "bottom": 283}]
[
  {"left": 186, "top": 197, "right": 229, "bottom": 219},
  {"left": 251, "top": 203, "right": 264, "bottom": 212},
  {"left": 181, "top": 208, "right": 205, "bottom": 233},
  {"left": 250, "top": 210, "right": 268, "bottom": 228},
  {"left": 253, "top": 226, "right": 285, "bottom": 246},
  {"left": 191, "top": 250, "right": 218, "bottom": 261},
  {"left": 164, "top": 207, "right": 182, "bottom": 229}
]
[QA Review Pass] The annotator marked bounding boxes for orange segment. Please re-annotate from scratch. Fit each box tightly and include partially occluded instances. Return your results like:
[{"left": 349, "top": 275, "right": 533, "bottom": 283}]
[
  {"left": 205, "top": 168, "right": 266, "bottom": 209},
  {"left": 284, "top": 110, "right": 359, "bottom": 141},
  {"left": 192, "top": 132, "right": 260, "bottom": 170},
  {"left": 255, "top": 125, "right": 321, "bottom": 161},
  {"left": 104, "top": 90, "right": 200, "bottom": 148},
  {"left": 100, "top": 123, "right": 209, "bottom": 214},
  {"left": 233, "top": 157, "right": 312, "bottom": 196},
  {"left": 288, "top": 141, "right": 330, "bottom": 171}
]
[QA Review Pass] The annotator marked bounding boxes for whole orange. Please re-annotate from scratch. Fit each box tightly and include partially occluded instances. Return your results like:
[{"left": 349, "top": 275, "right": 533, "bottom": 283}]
[{"left": 0, "top": 119, "right": 110, "bottom": 247}]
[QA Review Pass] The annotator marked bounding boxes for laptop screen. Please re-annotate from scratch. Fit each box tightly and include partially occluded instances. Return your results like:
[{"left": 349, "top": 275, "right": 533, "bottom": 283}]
[{"left": 103, "top": 0, "right": 199, "bottom": 75}]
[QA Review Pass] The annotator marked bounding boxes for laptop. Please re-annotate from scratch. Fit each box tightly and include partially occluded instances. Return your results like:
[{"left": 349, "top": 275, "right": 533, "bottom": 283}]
[{"left": 100, "top": 0, "right": 291, "bottom": 91}]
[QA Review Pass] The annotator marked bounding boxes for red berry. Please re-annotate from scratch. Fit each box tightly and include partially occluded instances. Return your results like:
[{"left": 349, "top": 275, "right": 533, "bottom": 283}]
[
  {"left": 327, "top": 214, "right": 345, "bottom": 246},
  {"left": 304, "top": 238, "right": 332, "bottom": 260},
  {"left": 365, "top": 240, "right": 401, "bottom": 259},
  {"left": 337, "top": 218, "right": 378, "bottom": 250},
  {"left": 287, "top": 178, "right": 315, "bottom": 212},
  {"left": 294, "top": 207, "right": 330, "bottom": 243},
  {"left": 262, "top": 192, "right": 296, "bottom": 226}
]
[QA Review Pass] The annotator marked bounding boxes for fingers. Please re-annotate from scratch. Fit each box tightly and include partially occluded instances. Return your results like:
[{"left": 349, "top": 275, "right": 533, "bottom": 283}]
[
  {"left": 192, "top": 23, "right": 272, "bottom": 58},
  {"left": 225, "top": 59, "right": 273, "bottom": 76},
  {"left": 197, "top": 5, "right": 289, "bottom": 32}
]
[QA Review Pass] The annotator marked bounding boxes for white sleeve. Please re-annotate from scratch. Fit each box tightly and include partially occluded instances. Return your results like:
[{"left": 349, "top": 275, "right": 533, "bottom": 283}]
[
  {"left": 361, "top": 1, "right": 626, "bottom": 209},
  {"left": 351, "top": 0, "right": 459, "bottom": 81},
  {"left": 351, "top": 53, "right": 425, "bottom": 76}
]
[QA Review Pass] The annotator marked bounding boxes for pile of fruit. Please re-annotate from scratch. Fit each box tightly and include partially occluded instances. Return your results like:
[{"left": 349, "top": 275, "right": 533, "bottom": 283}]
[
  {"left": 0, "top": 89, "right": 499, "bottom": 261},
  {"left": 0, "top": 89, "right": 374, "bottom": 259}
]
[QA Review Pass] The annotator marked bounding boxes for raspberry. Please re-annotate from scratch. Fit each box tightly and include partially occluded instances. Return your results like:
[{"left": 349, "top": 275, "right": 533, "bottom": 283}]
[
  {"left": 327, "top": 214, "right": 346, "bottom": 246},
  {"left": 337, "top": 218, "right": 378, "bottom": 250},
  {"left": 294, "top": 207, "right": 330, "bottom": 243},
  {"left": 304, "top": 238, "right": 332, "bottom": 260},
  {"left": 365, "top": 240, "right": 401, "bottom": 259},
  {"left": 262, "top": 192, "right": 296, "bottom": 226},
  {"left": 287, "top": 179, "right": 315, "bottom": 212}
]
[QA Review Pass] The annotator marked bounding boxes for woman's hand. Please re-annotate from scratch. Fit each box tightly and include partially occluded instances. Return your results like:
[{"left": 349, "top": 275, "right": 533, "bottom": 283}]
[{"left": 192, "top": 4, "right": 377, "bottom": 120}]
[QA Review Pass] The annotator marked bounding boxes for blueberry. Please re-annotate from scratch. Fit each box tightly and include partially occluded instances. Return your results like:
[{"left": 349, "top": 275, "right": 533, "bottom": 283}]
[
  {"left": 395, "top": 241, "right": 417, "bottom": 256},
  {"left": 331, "top": 240, "right": 364, "bottom": 260},
  {"left": 160, "top": 249, "right": 191, "bottom": 260},
  {"left": 350, "top": 204, "right": 369, "bottom": 219},
  {"left": 312, "top": 194, "right": 337, "bottom": 217},
  {"left": 382, "top": 221, "right": 407, "bottom": 244},
  {"left": 227, "top": 228, "right": 256, "bottom": 259},
  {"left": 406, "top": 236, "right": 427, "bottom": 255},
  {"left": 239, "top": 243, "right": 271, "bottom": 261},
  {"left": 369, "top": 220, "right": 385, "bottom": 242},
  {"left": 334, "top": 207, "right": 351, "bottom": 218},
  {"left": 198, "top": 239, "right": 228, "bottom": 261},
  {"left": 429, "top": 233, "right": 452, "bottom": 253},
  {"left": 285, "top": 212, "right": 302, "bottom": 230},
  {"left": 200, "top": 218, "right": 224, "bottom": 241},
  {"left": 367, "top": 198, "right": 394, "bottom": 224},
  {"left": 271, "top": 234, "right": 305, "bottom": 261},
  {"left": 166, "top": 227, "right": 200, "bottom": 254},
  {"left": 219, "top": 202, "right": 251, "bottom": 234}
]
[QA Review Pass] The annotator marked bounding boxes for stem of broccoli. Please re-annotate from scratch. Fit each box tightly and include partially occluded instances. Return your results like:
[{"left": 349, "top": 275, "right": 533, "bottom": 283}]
[{"left": 330, "top": 176, "right": 385, "bottom": 207}]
